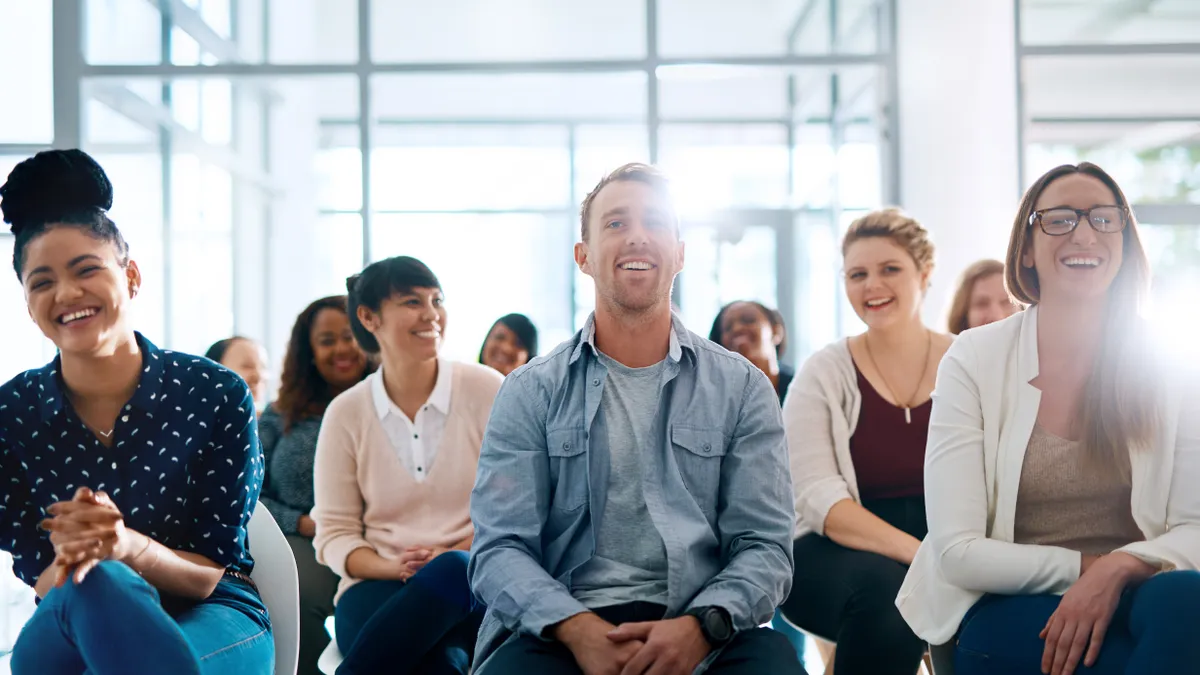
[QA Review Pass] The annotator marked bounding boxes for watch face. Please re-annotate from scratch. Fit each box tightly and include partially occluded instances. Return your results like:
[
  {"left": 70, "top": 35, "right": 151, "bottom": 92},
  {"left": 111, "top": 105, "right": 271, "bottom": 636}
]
[{"left": 705, "top": 609, "right": 732, "bottom": 642}]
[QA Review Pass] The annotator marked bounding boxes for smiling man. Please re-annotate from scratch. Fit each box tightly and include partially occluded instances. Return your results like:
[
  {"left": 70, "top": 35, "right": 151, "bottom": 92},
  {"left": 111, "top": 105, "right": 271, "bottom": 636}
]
[{"left": 468, "top": 163, "right": 805, "bottom": 675}]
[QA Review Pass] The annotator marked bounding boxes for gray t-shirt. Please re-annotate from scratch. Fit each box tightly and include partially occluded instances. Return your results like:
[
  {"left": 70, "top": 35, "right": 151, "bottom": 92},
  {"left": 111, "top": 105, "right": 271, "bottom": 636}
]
[{"left": 570, "top": 351, "right": 670, "bottom": 609}]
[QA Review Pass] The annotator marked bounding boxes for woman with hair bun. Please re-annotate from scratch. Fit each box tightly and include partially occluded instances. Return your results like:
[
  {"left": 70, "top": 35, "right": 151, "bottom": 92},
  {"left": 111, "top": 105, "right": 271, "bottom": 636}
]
[
  {"left": 0, "top": 149, "right": 272, "bottom": 674},
  {"left": 780, "top": 208, "right": 954, "bottom": 675},
  {"left": 312, "top": 255, "right": 502, "bottom": 674}
]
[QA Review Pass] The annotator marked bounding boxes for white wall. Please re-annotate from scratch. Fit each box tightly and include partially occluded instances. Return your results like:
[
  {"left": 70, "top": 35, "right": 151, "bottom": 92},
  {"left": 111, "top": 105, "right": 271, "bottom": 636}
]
[{"left": 896, "top": 0, "right": 1021, "bottom": 327}]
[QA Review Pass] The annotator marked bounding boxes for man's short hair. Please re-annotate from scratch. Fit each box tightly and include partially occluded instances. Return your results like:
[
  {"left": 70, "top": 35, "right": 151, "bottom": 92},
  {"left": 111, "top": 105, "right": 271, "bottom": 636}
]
[{"left": 578, "top": 162, "right": 675, "bottom": 242}]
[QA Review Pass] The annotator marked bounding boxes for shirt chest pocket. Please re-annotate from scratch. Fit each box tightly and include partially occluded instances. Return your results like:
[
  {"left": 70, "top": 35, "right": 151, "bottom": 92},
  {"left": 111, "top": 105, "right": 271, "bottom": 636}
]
[
  {"left": 547, "top": 427, "right": 589, "bottom": 512},
  {"left": 670, "top": 426, "right": 727, "bottom": 517}
]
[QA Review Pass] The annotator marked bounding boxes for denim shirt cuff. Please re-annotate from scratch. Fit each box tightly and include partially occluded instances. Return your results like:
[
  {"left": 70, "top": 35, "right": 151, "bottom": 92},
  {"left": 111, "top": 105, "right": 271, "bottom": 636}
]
[{"left": 520, "top": 590, "right": 591, "bottom": 640}]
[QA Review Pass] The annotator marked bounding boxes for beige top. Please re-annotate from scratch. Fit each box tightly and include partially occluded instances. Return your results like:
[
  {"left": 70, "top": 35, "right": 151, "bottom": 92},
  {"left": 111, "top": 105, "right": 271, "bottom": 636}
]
[
  {"left": 312, "top": 361, "right": 503, "bottom": 602},
  {"left": 1013, "top": 424, "right": 1144, "bottom": 556}
]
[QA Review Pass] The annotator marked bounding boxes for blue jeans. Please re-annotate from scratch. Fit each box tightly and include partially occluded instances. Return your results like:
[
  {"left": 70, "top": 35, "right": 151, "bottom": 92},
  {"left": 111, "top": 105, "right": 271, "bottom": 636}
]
[
  {"left": 10, "top": 560, "right": 273, "bottom": 675},
  {"left": 955, "top": 570, "right": 1200, "bottom": 674},
  {"left": 334, "top": 550, "right": 483, "bottom": 675}
]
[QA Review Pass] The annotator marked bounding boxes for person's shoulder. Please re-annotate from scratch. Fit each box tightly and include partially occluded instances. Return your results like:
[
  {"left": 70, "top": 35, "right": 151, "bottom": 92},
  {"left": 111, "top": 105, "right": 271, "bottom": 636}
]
[
  {"left": 794, "top": 339, "right": 855, "bottom": 386},
  {"left": 162, "top": 348, "right": 250, "bottom": 397},
  {"left": 955, "top": 309, "right": 1024, "bottom": 349},
  {"left": 325, "top": 377, "right": 373, "bottom": 420},
  {"left": 688, "top": 329, "right": 757, "bottom": 376},
  {"left": 506, "top": 336, "right": 577, "bottom": 389},
  {"left": 0, "top": 366, "right": 49, "bottom": 430},
  {"left": 0, "top": 365, "right": 45, "bottom": 402},
  {"left": 452, "top": 360, "right": 504, "bottom": 390}
]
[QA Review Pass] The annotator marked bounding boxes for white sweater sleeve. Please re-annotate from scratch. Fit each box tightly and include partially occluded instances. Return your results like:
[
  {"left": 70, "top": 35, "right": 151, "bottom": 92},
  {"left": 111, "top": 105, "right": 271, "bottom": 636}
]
[
  {"left": 925, "top": 336, "right": 1081, "bottom": 595},
  {"left": 784, "top": 350, "right": 853, "bottom": 536}
]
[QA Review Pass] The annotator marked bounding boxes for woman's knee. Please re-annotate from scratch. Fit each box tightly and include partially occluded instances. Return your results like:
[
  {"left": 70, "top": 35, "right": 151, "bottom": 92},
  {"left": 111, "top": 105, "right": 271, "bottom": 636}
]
[
  {"left": 412, "top": 550, "right": 470, "bottom": 587},
  {"left": 409, "top": 551, "right": 474, "bottom": 609},
  {"left": 44, "top": 560, "right": 148, "bottom": 607},
  {"left": 1131, "top": 570, "right": 1200, "bottom": 626}
]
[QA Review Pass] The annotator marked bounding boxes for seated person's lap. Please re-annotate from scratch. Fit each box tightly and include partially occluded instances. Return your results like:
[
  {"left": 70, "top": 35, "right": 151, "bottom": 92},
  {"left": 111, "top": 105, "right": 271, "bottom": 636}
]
[{"left": 482, "top": 624, "right": 797, "bottom": 675}]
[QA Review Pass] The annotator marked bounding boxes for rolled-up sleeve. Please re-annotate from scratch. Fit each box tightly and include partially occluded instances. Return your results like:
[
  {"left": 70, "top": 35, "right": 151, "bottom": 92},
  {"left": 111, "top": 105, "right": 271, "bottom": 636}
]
[
  {"left": 686, "top": 369, "right": 795, "bottom": 631},
  {"left": 311, "top": 399, "right": 369, "bottom": 579},
  {"left": 468, "top": 373, "right": 589, "bottom": 638}
]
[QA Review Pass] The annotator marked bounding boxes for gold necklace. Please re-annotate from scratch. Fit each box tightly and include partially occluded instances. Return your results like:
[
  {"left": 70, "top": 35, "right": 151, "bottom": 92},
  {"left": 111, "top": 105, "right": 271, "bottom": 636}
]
[{"left": 863, "top": 329, "right": 932, "bottom": 424}]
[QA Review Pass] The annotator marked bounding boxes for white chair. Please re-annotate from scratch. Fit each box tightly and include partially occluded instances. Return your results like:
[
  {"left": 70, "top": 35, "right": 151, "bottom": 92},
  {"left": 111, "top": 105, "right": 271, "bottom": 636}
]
[
  {"left": 317, "top": 616, "right": 342, "bottom": 674},
  {"left": 248, "top": 501, "right": 301, "bottom": 675}
]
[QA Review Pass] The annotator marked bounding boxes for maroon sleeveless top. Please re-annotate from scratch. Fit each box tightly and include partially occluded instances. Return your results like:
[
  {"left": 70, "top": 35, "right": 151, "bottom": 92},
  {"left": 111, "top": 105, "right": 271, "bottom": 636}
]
[{"left": 848, "top": 362, "right": 930, "bottom": 500}]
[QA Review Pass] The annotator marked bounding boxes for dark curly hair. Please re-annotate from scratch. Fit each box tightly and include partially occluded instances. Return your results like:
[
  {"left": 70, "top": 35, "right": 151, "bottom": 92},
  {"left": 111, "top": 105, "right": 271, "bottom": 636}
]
[
  {"left": 0, "top": 149, "right": 130, "bottom": 280},
  {"left": 275, "top": 295, "right": 376, "bottom": 430},
  {"left": 346, "top": 256, "right": 441, "bottom": 354},
  {"left": 708, "top": 300, "right": 787, "bottom": 358}
]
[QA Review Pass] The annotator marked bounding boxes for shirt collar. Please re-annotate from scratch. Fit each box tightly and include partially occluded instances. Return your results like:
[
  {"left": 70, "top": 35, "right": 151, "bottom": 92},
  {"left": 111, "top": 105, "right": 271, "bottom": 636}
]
[
  {"left": 371, "top": 358, "right": 453, "bottom": 420},
  {"left": 569, "top": 311, "right": 692, "bottom": 365},
  {"left": 37, "top": 332, "right": 165, "bottom": 423}
]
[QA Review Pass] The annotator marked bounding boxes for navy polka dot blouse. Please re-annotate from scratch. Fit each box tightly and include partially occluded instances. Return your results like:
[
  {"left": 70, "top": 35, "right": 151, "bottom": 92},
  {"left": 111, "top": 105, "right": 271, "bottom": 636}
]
[{"left": 0, "top": 333, "right": 265, "bottom": 587}]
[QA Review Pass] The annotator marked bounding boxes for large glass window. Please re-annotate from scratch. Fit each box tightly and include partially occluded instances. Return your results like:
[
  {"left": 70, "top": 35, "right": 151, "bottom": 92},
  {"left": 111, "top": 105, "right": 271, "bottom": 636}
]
[
  {"left": 372, "top": 213, "right": 575, "bottom": 361},
  {"left": 371, "top": 0, "right": 646, "bottom": 63},
  {"left": 0, "top": 1, "right": 53, "bottom": 143}
]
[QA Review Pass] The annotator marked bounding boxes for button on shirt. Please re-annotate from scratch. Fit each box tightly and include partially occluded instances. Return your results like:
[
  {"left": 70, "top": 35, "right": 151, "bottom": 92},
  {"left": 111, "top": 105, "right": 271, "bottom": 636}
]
[
  {"left": 0, "top": 333, "right": 264, "bottom": 586},
  {"left": 469, "top": 313, "right": 797, "bottom": 668},
  {"left": 371, "top": 360, "right": 452, "bottom": 483}
]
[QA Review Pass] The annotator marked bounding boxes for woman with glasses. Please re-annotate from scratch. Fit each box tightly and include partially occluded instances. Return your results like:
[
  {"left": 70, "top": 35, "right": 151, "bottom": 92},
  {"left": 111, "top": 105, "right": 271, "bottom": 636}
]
[{"left": 898, "top": 163, "right": 1200, "bottom": 674}]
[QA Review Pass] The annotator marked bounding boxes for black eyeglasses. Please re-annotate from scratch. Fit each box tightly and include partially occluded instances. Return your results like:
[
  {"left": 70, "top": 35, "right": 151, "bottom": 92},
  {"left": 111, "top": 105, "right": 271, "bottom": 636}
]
[{"left": 1028, "top": 206, "right": 1129, "bottom": 236}]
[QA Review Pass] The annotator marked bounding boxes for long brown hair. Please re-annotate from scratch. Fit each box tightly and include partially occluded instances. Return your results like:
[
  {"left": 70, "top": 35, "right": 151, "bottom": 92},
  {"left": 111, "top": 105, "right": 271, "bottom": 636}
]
[
  {"left": 946, "top": 259, "right": 1005, "bottom": 335},
  {"left": 275, "top": 295, "right": 376, "bottom": 430},
  {"left": 1005, "top": 162, "right": 1158, "bottom": 467}
]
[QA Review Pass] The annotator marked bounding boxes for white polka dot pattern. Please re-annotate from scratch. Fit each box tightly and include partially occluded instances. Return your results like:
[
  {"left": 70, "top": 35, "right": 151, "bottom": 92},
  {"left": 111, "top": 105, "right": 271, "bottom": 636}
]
[{"left": 0, "top": 333, "right": 265, "bottom": 587}]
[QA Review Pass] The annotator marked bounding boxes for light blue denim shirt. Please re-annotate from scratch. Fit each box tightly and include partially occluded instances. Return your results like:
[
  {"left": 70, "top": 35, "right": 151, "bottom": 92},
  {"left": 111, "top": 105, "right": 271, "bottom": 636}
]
[{"left": 468, "top": 313, "right": 796, "bottom": 667}]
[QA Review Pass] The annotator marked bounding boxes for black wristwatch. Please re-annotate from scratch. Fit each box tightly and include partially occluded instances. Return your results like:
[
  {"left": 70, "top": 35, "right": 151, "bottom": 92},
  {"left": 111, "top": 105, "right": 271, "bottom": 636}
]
[{"left": 685, "top": 606, "right": 734, "bottom": 647}]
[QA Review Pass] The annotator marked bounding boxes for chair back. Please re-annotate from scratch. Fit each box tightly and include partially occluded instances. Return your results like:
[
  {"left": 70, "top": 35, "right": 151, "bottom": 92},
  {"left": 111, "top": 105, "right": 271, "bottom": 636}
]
[{"left": 248, "top": 502, "right": 300, "bottom": 675}]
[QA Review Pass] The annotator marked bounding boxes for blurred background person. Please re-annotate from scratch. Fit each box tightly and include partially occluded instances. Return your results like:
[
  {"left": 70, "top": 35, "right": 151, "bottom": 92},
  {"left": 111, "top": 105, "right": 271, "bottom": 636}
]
[
  {"left": 205, "top": 336, "right": 271, "bottom": 412},
  {"left": 257, "top": 295, "right": 373, "bottom": 675},
  {"left": 946, "top": 258, "right": 1018, "bottom": 335},
  {"left": 478, "top": 312, "right": 538, "bottom": 376},
  {"left": 709, "top": 300, "right": 792, "bottom": 401}
]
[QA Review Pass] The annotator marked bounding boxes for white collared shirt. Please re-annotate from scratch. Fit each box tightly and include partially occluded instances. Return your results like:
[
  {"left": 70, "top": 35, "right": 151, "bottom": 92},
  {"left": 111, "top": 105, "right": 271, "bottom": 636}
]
[{"left": 370, "top": 360, "right": 453, "bottom": 483}]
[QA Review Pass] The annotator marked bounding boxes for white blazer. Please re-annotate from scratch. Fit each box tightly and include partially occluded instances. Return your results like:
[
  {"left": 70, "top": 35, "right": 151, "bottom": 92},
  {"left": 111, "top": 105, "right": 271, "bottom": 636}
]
[{"left": 896, "top": 306, "right": 1200, "bottom": 645}]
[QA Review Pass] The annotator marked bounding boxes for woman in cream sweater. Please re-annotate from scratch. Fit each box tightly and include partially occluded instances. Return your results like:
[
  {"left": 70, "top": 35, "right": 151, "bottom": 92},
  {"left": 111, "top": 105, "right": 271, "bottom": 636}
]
[
  {"left": 780, "top": 209, "right": 953, "bottom": 674},
  {"left": 313, "top": 256, "right": 502, "bottom": 675},
  {"left": 898, "top": 163, "right": 1200, "bottom": 674}
]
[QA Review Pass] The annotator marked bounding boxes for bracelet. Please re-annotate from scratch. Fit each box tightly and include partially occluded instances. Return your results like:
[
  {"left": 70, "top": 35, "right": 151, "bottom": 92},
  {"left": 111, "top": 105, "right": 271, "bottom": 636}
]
[{"left": 129, "top": 535, "right": 154, "bottom": 575}]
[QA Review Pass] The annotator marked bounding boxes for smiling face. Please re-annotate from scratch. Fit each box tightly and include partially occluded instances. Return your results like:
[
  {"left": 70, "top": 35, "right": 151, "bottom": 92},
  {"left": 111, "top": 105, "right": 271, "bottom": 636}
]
[
  {"left": 718, "top": 302, "right": 780, "bottom": 362},
  {"left": 310, "top": 307, "right": 368, "bottom": 391},
  {"left": 575, "top": 179, "right": 684, "bottom": 318},
  {"left": 1022, "top": 173, "right": 1124, "bottom": 304},
  {"left": 357, "top": 287, "right": 446, "bottom": 363},
  {"left": 481, "top": 321, "right": 530, "bottom": 376},
  {"left": 843, "top": 236, "right": 929, "bottom": 331},
  {"left": 966, "top": 272, "right": 1017, "bottom": 330},
  {"left": 20, "top": 226, "right": 140, "bottom": 356}
]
